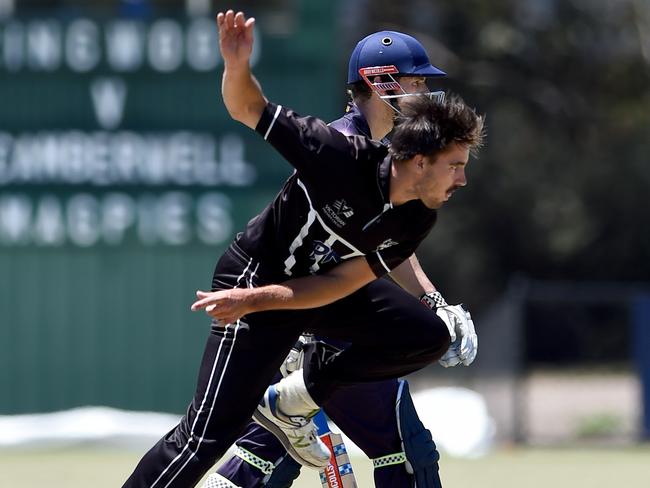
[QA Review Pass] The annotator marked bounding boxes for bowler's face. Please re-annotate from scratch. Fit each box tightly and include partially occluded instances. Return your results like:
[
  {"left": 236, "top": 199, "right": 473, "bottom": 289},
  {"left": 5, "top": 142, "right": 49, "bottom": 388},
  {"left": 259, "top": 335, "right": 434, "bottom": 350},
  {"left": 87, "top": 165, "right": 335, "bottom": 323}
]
[{"left": 417, "top": 142, "right": 469, "bottom": 209}]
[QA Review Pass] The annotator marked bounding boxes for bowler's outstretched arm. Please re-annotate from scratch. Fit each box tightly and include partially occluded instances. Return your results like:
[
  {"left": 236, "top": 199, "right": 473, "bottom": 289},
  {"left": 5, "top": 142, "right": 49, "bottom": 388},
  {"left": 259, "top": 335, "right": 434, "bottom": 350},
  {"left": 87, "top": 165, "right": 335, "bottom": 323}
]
[{"left": 218, "top": 10, "right": 266, "bottom": 128}]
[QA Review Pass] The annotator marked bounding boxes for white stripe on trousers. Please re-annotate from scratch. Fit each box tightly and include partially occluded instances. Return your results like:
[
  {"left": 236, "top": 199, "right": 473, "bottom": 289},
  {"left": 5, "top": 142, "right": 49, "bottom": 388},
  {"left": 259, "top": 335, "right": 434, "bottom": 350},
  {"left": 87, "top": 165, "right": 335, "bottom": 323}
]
[{"left": 150, "top": 258, "right": 254, "bottom": 488}]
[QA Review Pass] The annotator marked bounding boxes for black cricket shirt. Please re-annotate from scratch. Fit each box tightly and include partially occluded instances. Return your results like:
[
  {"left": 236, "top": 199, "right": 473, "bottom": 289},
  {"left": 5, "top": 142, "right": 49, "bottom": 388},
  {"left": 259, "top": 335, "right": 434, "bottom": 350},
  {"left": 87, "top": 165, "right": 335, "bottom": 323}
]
[{"left": 236, "top": 102, "right": 437, "bottom": 280}]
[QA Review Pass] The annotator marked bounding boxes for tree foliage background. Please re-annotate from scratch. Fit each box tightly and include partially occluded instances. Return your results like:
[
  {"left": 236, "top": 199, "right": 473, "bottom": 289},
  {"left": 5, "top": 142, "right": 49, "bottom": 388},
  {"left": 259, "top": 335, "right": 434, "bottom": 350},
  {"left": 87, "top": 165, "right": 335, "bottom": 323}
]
[{"left": 340, "top": 0, "right": 650, "bottom": 308}]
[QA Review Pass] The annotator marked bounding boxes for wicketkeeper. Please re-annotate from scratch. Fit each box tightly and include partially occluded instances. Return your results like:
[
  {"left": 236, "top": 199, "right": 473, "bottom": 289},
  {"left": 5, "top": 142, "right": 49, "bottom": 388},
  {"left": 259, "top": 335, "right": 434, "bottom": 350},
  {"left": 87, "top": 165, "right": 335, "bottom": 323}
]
[{"left": 122, "top": 10, "right": 484, "bottom": 488}]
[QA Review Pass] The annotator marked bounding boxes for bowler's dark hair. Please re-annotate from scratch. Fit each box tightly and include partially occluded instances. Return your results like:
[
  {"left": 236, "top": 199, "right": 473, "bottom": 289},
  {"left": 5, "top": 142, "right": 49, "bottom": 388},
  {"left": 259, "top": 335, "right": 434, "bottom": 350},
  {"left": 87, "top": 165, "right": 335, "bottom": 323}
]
[{"left": 389, "top": 93, "right": 484, "bottom": 162}]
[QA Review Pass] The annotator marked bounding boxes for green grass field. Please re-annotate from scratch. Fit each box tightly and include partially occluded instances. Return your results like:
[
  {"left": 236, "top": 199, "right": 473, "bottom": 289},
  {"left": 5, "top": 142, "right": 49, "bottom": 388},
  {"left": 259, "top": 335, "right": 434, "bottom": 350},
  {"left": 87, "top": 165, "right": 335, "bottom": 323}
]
[{"left": 2, "top": 446, "right": 649, "bottom": 487}]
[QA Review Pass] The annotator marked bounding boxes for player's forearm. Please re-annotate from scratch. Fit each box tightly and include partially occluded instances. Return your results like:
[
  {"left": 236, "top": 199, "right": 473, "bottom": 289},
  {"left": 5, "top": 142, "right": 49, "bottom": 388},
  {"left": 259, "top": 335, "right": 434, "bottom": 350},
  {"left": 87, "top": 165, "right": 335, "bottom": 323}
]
[
  {"left": 246, "top": 274, "right": 363, "bottom": 313},
  {"left": 389, "top": 254, "right": 436, "bottom": 297},
  {"left": 192, "top": 257, "right": 376, "bottom": 321},
  {"left": 222, "top": 64, "right": 267, "bottom": 129}
]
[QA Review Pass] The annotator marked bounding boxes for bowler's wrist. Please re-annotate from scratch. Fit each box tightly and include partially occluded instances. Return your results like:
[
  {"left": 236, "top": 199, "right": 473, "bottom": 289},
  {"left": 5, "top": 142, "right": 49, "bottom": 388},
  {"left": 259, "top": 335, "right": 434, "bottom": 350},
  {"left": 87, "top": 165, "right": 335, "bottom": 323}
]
[{"left": 223, "top": 62, "right": 251, "bottom": 76}]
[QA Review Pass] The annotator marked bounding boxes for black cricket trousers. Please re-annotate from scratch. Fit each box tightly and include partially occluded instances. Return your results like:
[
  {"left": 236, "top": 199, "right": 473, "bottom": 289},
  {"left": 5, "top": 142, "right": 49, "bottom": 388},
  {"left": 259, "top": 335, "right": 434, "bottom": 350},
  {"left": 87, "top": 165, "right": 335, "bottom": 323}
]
[{"left": 122, "top": 241, "right": 450, "bottom": 487}]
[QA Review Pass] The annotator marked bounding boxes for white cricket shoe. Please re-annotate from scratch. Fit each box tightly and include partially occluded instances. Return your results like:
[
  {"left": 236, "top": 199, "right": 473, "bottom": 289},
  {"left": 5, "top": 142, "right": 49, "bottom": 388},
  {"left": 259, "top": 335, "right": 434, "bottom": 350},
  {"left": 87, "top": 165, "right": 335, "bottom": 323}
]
[{"left": 253, "top": 384, "right": 331, "bottom": 469}]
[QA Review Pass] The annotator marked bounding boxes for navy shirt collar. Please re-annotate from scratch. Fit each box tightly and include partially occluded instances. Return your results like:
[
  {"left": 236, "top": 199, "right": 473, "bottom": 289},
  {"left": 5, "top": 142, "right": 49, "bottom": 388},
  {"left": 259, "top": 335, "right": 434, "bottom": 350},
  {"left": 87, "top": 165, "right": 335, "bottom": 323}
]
[{"left": 343, "top": 102, "right": 372, "bottom": 139}]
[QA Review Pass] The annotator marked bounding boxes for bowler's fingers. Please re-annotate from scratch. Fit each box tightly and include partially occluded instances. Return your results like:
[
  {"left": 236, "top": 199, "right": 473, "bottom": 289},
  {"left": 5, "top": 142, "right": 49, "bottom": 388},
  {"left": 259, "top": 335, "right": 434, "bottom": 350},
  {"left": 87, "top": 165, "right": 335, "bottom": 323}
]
[
  {"left": 218, "top": 10, "right": 251, "bottom": 42},
  {"left": 216, "top": 11, "right": 229, "bottom": 42},
  {"left": 233, "top": 12, "right": 253, "bottom": 43},
  {"left": 191, "top": 293, "right": 217, "bottom": 311},
  {"left": 216, "top": 10, "right": 234, "bottom": 42},
  {"left": 225, "top": 10, "right": 235, "bottom": 30},
  {"left": 206, "top": 306, "right": 238, "bottom": 324},
  {"left": 244, "top": 17, "right": 255, "bottom": 44},
  {"left": 234, "top": 11, "right": 245, "bottom": 30}
]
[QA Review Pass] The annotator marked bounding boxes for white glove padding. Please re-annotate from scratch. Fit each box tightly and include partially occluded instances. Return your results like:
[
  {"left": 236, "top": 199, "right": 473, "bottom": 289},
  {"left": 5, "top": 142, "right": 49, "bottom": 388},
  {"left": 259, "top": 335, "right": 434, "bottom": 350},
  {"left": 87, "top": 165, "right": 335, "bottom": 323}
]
[
  {"left": 279, "top": 334, "right": 312, "bottom": 377},
  {"left": 435, "top": 305, "right": 478, "bottom": 368}
]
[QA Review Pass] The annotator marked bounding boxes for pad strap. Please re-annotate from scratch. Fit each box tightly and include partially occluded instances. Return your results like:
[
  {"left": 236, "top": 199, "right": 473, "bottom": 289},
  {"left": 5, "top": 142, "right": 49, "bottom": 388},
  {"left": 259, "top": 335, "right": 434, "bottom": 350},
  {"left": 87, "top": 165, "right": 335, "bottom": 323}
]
[
  {"left": 372, "top": 451, "right": 407, "bottom": 468},
  {"left": 234, "top": 446, "right": 275, "bottom": 475}
]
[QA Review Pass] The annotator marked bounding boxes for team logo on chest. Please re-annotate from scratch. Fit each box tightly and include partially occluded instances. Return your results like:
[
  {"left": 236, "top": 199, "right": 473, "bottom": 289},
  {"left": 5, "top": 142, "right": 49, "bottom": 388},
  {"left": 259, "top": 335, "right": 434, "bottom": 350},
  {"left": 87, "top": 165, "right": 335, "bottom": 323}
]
[
  {"left": 310, "top": 240, "right": 341, "bottom": 265},
  {"left": 322, "top": 199, "right": 355, "bottom": 228}
]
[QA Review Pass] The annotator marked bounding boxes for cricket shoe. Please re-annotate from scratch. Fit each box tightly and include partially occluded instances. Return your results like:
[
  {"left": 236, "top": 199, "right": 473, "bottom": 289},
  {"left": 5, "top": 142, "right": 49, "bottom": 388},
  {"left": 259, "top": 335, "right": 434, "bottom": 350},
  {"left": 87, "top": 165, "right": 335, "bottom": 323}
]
[{"left": 253, "top": 384, "right": 331, "bottom": 469}]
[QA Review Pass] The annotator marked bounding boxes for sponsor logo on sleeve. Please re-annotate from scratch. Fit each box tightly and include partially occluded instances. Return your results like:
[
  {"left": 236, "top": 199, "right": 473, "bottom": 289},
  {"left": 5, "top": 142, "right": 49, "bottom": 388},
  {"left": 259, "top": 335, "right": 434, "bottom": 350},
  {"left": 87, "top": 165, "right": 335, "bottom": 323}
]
[
  {"left": 322, "top": 199, "right": 354, "bottom": 228},
  {"left": 376, "top": 238, "right": 399, "bottom": 251}
]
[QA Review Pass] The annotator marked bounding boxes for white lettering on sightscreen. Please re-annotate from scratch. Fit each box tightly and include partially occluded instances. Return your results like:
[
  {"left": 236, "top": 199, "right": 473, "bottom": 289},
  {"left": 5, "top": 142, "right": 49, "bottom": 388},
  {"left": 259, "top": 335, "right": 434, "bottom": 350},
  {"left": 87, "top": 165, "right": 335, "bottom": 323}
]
[
  {"left": 27, "top": 20, "right": 61, "bottom": 71},
  {"left": 0, "top": 131, "right": 256, "bottom": 186},
  {"left": 0, "top": 192, "right": 233, "bottom": 247},
  {"left": 66, "top": 19, "right": 101, "bottom": 72},
  {"left": 148, "top": 19, "right": 183, "bottom": 72},
  {"left": 0, "top": 18, "right": 260, "bottom": 73},
  {"left": 90, "top": 77, "right": 127, "bottom": 130}
]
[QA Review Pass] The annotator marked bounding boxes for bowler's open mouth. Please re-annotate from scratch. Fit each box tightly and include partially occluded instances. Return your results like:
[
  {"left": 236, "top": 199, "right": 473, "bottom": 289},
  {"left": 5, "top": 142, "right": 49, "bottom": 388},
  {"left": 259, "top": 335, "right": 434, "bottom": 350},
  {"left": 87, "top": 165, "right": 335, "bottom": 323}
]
[{"left": 446, "top": 185, "right": 461, "bottom": 199}]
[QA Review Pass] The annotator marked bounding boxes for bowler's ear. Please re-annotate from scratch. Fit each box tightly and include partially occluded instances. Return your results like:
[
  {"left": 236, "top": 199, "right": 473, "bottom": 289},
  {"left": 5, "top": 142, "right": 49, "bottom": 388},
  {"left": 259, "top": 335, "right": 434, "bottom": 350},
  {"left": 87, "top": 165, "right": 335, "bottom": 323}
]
[{"left": 414, "top": 154, "right": 426, "bottom": 170}]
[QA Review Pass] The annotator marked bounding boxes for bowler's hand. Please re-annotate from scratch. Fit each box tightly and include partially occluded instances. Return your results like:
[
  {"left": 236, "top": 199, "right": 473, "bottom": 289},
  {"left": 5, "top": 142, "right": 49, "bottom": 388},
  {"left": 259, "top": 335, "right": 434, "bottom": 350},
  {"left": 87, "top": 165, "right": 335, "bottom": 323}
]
[
  {"left": 217, "top": 10, "right": 255, "bottom": 69},
  {"left": 191, "top": 289, "right": 253, "bottom": 325}
]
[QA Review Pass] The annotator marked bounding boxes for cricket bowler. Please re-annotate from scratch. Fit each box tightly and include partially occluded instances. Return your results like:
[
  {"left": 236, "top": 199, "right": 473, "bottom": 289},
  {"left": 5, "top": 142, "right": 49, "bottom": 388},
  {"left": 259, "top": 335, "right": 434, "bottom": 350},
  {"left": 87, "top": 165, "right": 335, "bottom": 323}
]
[
  {"left": 210, "top": 29, "right": 478, "bottom": 488},
  {"left": 122, "top": 10, "right": 484, "bottom": 488}
]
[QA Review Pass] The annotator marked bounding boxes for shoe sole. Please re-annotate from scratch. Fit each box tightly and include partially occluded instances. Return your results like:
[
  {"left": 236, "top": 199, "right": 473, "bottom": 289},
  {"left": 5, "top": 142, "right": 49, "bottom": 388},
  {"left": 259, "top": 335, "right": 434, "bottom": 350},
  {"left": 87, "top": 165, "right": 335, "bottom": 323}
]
[{"left": 252, "top": 409, "right": 329, "bottom": 470}]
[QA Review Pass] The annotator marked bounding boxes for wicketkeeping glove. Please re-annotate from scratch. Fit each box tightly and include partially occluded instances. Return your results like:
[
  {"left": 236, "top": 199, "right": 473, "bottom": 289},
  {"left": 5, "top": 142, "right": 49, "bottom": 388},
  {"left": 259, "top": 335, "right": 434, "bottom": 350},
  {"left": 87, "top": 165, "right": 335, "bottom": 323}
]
[
  {"left": 280, "top": 334, "right": 343, "bottom": 377},
  {"left": 420, "top": 291, "right": 478, "bottom": 368},
  {"left": 280, "top": 334, "right": 311, "bottom": 377}
]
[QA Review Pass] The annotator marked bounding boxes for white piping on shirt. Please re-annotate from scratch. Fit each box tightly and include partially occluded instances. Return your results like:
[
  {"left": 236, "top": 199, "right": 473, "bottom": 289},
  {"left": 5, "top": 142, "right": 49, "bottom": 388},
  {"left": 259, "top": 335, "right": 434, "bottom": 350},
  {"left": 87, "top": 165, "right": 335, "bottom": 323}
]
[{"left": 263, "top": 104, "right": 282, "bottom": 140}]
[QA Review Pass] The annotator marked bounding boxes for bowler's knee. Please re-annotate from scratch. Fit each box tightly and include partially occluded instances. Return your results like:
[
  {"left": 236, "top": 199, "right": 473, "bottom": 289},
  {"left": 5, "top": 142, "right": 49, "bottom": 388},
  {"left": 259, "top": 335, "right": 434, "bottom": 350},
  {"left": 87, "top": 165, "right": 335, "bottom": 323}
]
[
  {"left": 419, "top": 313, "right": 452, "bottom": 362},
  {"left": 435, "top": 313, "right": 453, "bottom": 356}
]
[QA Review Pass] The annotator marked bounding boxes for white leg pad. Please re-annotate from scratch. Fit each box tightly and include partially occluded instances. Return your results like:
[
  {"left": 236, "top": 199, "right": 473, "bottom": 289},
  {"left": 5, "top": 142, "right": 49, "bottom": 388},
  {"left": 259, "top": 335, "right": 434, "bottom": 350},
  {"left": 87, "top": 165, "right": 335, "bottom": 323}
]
[
  {"left": 201, "top": 473, "right": 242, "bottom": 488},
  {"left": 276, "top": 368, "right": 320, "bottom": 416}
]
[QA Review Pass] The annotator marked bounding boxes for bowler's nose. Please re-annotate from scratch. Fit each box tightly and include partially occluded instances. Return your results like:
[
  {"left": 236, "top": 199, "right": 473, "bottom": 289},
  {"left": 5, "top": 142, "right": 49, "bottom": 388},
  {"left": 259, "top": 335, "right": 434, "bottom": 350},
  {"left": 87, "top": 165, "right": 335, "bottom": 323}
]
[{"left": 456, "top": 168, "right": 467, "bottom": 187}]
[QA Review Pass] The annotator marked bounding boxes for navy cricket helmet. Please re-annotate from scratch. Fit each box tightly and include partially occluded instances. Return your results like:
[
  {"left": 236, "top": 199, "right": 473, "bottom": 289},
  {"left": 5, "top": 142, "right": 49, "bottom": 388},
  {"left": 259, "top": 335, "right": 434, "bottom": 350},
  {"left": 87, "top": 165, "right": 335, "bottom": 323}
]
[{"left": 347, "top": 30, "right": 446, "bottom": 84}]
